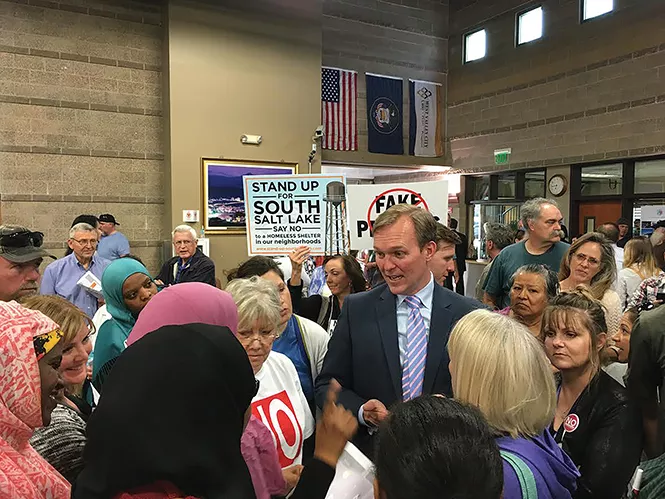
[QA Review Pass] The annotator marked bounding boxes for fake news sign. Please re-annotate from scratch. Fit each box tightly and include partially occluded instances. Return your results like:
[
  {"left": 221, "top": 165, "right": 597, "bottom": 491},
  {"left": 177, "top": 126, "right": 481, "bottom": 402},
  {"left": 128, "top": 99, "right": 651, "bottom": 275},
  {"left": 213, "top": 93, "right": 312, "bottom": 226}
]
[
  {"left": 244, "top": 174, "right": 346, "bottom": 255},
  {"left": 346, "top": 180, "right": 448, "bottom": 249}
]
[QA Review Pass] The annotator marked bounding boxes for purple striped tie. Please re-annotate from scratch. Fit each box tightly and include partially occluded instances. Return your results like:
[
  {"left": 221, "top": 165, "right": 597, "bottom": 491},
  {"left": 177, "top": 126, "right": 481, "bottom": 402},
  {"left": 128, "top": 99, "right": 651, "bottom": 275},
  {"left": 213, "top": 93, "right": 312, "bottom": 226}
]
[{"left": 402, "top": 296, "right": 427, "bottom": 401}]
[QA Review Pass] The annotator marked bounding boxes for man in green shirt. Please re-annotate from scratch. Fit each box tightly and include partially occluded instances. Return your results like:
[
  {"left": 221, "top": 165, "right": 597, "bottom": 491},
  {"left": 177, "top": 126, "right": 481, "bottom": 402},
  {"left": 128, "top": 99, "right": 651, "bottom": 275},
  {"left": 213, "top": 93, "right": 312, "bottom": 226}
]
[{"left": 483, "top": 198, "right": 569, "bottom": 310}]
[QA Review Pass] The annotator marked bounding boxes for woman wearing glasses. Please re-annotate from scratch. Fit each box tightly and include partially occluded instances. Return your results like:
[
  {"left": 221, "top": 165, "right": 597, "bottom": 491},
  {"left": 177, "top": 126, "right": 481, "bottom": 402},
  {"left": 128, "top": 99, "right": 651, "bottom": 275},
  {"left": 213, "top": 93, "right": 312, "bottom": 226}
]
[
  {"left": 558, "top": 232, "right": 621, "bottom": 337},
  {"left": 226, "top": 276, "right": 315, "bottom": 494}
]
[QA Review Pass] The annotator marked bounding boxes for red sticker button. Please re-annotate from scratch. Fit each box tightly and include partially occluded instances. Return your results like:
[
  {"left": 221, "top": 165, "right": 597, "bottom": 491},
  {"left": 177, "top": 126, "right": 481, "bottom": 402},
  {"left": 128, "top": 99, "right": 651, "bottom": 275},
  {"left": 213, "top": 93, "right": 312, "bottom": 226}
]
[{"left": 563, "top": 414, "right": 579, "bottom": 433}]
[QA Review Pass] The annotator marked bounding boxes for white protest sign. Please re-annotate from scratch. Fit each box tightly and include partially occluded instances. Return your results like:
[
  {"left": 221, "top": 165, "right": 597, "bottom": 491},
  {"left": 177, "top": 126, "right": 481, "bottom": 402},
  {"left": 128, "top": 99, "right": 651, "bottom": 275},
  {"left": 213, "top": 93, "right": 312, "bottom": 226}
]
[
  {"left": 347, "top": 180, "right": 448, "bottom": 250},
  {"left": 641, "top": 206, "right": 665, "bottom": 222},
  {"left": 244, "top": 174, "right": 346, "bottom": 255}
]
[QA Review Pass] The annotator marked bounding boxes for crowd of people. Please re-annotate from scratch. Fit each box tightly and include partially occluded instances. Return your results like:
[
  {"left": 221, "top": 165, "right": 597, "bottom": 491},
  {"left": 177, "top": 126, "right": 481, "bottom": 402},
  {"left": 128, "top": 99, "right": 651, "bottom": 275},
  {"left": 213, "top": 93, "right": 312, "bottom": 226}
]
[{"left": 1, "top": 201, "right": 665, "bottom": 498}]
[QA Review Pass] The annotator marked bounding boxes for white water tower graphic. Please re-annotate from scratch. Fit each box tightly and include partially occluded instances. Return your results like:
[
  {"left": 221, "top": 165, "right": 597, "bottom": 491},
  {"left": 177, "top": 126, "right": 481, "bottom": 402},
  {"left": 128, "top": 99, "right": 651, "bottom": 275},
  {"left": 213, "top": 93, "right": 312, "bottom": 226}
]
[{"left": 323, "top": 181, "right": 349, "bottom": 255}]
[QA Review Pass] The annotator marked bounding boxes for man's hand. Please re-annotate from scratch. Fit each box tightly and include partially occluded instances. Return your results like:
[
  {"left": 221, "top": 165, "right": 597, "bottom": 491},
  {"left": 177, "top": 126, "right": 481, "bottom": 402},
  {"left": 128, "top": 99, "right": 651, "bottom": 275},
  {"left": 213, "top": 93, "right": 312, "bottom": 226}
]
[
  {"left": 314, "top": 380, "right": 359, "bottom": 468},
  {"left": 362, "top": 399, "right": 389, "bottom": 427},
  {"left": 282, "top": 465, "right": 304, "bottom": 492},
  {"left": 288, "top": 246, "right": 311, "bottom": 287}
]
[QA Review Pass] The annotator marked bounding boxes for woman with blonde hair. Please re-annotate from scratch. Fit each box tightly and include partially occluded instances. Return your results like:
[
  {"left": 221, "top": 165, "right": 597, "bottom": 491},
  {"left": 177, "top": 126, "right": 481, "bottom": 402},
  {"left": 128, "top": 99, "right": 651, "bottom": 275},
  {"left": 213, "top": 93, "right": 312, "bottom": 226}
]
[
  {"left": 542, "top": 288, "right": 642, "bottom": 498},
  {"left": 448, "top": 309, "right": 579, "bottom": 498},
  {"left": 21, "top": 296, "right": 97, "bottom": 483},
  {"left": 559, "top": 232, "right": 621, "bottom": 336},
  {"left": 618, "top": 237, "right": 659, "bottom": 309}
]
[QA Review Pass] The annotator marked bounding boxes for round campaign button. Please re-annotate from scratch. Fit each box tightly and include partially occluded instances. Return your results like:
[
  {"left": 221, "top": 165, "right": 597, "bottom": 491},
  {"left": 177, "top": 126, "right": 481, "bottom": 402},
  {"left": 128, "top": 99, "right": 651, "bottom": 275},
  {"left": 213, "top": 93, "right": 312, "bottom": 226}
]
[{"left": 563, "top": 414, "right": 579, "bottom": 433}]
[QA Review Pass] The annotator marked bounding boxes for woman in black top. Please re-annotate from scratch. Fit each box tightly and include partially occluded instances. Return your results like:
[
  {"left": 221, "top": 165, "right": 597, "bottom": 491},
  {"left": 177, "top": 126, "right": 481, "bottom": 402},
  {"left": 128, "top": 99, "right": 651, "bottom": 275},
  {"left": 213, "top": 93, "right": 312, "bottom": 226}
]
[
  {"left": 289, "top": 251, "right": 367, "bottom": 334},
  {"left": 542, "top": 287, "right": 642, "bottom": 499}
]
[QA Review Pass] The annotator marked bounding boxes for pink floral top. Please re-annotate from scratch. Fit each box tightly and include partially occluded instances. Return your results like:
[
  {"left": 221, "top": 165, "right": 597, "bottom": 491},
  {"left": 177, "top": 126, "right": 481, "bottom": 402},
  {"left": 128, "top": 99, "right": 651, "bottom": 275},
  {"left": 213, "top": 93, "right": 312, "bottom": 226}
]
[{"left": 241, "top": 416, "right": 287, "bottom": 499}]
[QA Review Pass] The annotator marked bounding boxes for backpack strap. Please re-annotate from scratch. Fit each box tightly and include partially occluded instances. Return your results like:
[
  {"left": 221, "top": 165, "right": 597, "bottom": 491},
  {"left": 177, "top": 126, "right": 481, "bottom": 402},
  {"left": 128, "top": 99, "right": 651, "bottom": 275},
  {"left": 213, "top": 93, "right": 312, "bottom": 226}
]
[
  {"left": 293, "top": 315, "right": 313, "bottom": 372},
  {"left": 500, "top": 450, "right": 539, "bottom": 499}
]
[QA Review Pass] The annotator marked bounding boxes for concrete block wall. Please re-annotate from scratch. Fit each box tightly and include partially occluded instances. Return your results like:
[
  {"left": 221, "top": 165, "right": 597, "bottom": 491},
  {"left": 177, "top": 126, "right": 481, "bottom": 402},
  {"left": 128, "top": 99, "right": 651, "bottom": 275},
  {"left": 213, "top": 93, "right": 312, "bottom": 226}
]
[
  {"left": 0, "top": 0, "right": 165, "bottom": 273},
  {"left": 447, "top": 0, "right": 665, "bottom": 173},
  {"left": 321, "top": 0, "right": 451, "bottom": 166}
]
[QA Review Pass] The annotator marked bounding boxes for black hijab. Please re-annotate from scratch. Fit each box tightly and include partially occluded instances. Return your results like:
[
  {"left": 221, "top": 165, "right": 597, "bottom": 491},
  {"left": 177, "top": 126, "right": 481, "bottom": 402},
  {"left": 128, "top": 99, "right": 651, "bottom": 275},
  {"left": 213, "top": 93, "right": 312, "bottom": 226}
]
[{"left": 72, "top": 324, "right": 257, "bottom": 499}]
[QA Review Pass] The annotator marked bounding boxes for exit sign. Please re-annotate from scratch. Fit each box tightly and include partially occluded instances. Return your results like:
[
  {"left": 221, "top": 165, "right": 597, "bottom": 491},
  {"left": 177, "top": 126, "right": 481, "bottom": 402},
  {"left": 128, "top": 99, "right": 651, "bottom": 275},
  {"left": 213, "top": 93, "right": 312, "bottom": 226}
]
[{"left": 494, "top": 148, "right": 511, "bottom": 165}]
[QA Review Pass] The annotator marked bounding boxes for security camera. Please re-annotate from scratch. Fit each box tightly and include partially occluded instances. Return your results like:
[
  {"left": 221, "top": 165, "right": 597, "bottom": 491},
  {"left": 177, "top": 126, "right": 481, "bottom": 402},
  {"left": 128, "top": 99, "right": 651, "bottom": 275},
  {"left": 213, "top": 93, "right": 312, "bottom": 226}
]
[{"left": 314, "top": 126, "right": 324, "bottom": 139}]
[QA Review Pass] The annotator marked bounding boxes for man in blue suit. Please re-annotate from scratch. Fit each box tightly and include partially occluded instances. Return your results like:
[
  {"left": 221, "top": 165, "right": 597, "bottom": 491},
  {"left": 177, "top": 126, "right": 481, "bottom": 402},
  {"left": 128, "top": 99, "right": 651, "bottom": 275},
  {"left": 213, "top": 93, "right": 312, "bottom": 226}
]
[{"left": 315, "top": 204, "right": 484, "bottom": 455}]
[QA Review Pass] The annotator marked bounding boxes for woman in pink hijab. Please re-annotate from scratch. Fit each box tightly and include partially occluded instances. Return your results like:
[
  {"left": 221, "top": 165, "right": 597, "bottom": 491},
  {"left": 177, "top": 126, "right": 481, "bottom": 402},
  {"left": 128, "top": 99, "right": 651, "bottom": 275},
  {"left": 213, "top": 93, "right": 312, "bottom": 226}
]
[
  {"left": 127, "top": 282, "right": 239, "bottom": 344},
  {"left": 125, "top": 282, "right": 287, "bottom": 499}
]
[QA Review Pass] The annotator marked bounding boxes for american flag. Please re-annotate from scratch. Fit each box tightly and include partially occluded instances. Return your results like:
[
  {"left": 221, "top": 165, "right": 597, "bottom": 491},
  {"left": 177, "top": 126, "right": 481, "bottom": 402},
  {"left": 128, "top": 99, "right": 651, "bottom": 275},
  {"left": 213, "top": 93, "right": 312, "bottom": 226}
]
[{"left": 321, "top": 67, "right": 357, "bottom": 151}]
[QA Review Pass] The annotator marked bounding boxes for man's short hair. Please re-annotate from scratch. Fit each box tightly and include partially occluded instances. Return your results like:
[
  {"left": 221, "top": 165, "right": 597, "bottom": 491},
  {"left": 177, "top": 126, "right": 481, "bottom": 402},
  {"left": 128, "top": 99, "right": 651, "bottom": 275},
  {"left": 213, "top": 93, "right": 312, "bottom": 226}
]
[
  {"left": 520, "top": 197, "right": 559, "bottom": 232},
  {"left": 597, "top": 223, "right": 619, "bottom": 243},
  {"left": 375, "top": 396, "right": 504, "bottom": 499},
  {"left": 69, "top": 223, "right": 96, "bottom": 239},
  {"left": 172, "top": 225, "right": 197, "bottom": 242},
  {"left": 484, "top": 223, "right": 514, "bottom": 250},
  {"left": 435, "top": 223, "right": 460, "bottom": 248},
  {"left": 373, "top": 204, "right": 438, "bottom": 249},
  {"left": 616, "top": 217, "right": 630, "bottom": 226}
]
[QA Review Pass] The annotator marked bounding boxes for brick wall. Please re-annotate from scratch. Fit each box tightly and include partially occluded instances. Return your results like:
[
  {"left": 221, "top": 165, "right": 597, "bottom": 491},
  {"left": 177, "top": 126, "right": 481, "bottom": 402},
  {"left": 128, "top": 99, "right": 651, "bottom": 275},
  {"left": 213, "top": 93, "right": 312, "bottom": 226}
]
[
  {"left": 0, "top": 0, "right": 164, "bottom": 273},
  {"left": 447, "top": 0, "right": 665, "bottom": 173},
  {"left": 321, "top": 0, "right": 450, "bottom": 165}
]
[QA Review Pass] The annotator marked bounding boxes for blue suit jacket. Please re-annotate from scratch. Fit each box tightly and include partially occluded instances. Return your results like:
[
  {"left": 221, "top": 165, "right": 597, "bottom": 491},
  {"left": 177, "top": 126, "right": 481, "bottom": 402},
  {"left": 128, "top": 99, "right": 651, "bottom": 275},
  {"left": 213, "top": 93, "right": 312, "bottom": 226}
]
[{"left": 314, "top": 281, "right": 484, "bottom": 454}]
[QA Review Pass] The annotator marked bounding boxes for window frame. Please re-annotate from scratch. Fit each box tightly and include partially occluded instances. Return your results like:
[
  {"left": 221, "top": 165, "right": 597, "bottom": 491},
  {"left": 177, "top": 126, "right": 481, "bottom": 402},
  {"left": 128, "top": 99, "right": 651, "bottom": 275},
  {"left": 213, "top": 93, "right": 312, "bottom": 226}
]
[
  {"left": 515, "top": 5, "right": 544, "bottom": 47},
  {"left": 463, "top": 28, "right": 487, "bottom": 64},
  {"left": 580, "top": 0, "right": 614, "bottom": 23}
]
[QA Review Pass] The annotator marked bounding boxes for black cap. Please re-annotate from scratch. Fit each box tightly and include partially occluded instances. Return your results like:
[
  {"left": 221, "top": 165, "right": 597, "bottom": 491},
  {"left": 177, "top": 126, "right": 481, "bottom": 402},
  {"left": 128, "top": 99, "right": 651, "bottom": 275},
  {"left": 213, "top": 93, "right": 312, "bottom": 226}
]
[
  {"left": 0, "top": 225, "right": 56, "bottom": 263},
  {"left": 98, "top": 214, "right": 119, "bottom": 225},
  {"left": 616, "top": 217, "right": 630, "bottom": 225}
]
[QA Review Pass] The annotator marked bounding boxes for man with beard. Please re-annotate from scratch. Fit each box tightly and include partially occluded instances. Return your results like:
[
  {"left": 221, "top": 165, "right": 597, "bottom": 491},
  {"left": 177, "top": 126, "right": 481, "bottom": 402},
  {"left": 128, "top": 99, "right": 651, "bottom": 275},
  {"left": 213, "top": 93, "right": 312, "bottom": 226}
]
[
  {"left": 0, "top": 225, "right": 55, "bottom": 301},
  {"left": 483, "top": 198, "right": 569, "bottom": 310}
]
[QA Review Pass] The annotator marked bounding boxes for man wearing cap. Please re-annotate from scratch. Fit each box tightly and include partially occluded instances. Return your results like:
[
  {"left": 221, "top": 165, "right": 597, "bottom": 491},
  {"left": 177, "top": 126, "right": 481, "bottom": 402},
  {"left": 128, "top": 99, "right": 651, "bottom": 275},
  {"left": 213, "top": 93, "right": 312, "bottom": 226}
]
[
  {"left": 617, "top": 217, "right": 632, "bottom": 249},
  {"left": 0, "top": 225, "right": 55, "bottom": 302},
  {"left": 41, "top": 223, "right": 110, "bottom": 318},
  {"left": 97, "top": 214, "right": 130, "bottom": 261}
]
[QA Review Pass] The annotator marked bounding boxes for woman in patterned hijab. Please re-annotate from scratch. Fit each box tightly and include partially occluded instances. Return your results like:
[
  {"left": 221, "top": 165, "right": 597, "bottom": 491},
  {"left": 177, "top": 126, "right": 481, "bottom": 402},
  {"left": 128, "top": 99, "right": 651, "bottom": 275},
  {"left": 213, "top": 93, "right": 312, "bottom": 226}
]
[{"left": 0, "top": 300, "right": 70, "bottom": 498}]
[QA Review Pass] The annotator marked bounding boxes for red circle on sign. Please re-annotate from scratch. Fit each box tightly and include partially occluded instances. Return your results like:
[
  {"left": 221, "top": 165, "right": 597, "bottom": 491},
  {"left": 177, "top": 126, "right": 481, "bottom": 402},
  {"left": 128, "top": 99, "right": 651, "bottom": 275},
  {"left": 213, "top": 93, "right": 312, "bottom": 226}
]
[
  {"left": 563, "top": 414, "right": 579, "bottom": 433},
  {"left": 366, "top": 188, "right": 430, "bottom": 231}
]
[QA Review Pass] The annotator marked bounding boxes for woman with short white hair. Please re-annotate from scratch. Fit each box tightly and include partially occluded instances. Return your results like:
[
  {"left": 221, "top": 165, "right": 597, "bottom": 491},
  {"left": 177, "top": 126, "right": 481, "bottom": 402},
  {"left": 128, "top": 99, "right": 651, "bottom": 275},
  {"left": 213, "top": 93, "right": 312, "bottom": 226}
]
[
  {"left": 448, "top": 309, "right": 579, "bottom": 499},
  {"left": 226, "top": 276, "right": 315, "bottom": 495}
]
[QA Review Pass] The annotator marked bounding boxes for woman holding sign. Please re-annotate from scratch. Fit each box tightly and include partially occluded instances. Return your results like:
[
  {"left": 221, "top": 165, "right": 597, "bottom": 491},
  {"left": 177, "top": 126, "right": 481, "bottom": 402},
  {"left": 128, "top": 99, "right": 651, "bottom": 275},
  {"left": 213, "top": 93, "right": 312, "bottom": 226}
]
[
  {"left": 289, "top": 247, "right": 367, "bottom": 335},
  {"left": 542, "top": 288, "right": 642, "bottom": 499}
]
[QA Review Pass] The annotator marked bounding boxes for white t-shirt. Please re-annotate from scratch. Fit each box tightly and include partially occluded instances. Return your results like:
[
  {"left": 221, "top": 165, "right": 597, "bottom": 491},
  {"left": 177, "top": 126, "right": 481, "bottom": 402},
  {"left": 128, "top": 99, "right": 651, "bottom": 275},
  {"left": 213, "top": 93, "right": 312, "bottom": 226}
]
[{"left": 251, "top": 351, "right": 315, "bottom": 469}]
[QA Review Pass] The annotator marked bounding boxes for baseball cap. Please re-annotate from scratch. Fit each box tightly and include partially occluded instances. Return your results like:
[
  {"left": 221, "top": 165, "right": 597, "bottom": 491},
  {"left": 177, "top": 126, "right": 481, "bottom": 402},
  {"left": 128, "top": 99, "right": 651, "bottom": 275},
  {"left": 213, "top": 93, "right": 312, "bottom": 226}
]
[
  {"left": 0, "top": 225, "right": 56, "bottom": 263},
  {"left": 98, "top": 214, "right": 119, "bottom": 225}
]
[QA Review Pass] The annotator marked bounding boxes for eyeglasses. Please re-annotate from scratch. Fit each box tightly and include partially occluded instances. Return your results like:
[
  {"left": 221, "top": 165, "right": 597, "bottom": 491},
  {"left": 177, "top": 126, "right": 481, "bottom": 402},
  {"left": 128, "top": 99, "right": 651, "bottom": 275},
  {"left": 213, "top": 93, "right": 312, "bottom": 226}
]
[
  {"left": 70, "top": 238, "right": 97, "bottom": 247},
  {"left": 254, "top": 378, "right": 260, "bottom": 396},
  {"left": 174, "top": 240, "right": 194, "bottom": 247},
  {"left": 0, "top": 230, "right": 44, "bottom": 248},
  {"left": 237, "top": 330, "right": 277, "bottom": 343},
  {"left": 572, "top": 252, "right": 600, "bottom": 267}
]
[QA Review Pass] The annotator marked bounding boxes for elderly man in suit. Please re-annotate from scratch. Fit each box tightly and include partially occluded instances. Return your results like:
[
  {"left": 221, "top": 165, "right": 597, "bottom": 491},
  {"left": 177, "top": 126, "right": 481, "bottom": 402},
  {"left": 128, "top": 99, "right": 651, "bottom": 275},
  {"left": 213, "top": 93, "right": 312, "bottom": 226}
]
[{"left": 315, "top": 204, "right": 483, "bottom": 455}]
